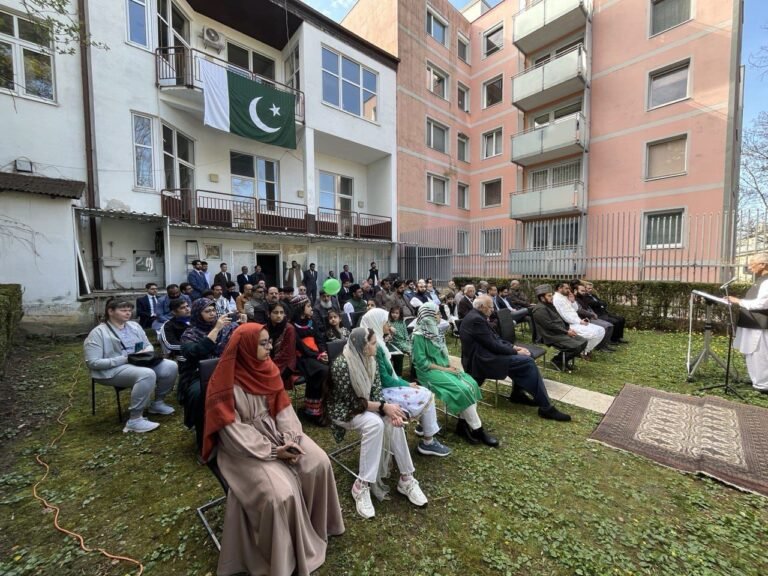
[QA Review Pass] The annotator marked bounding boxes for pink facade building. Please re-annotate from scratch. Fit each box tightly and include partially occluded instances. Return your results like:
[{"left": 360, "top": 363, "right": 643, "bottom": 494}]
[{"left": 344, "top": 0, "right": 744, "bottom": 282}]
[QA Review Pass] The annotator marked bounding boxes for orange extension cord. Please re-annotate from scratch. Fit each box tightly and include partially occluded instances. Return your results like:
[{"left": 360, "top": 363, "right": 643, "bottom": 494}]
[{"left": 31, "top": 360, "right": 144, "bottom": 575}]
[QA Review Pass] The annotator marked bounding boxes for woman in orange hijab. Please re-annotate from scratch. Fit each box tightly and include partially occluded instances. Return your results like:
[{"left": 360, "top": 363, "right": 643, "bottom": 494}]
[{"left": 203, "top": 323, "right": 344, "bottom": 576}]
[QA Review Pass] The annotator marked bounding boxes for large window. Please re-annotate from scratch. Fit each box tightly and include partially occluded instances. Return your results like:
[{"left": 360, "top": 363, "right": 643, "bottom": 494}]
[
  {"left": 427, "top": 62, "right": 448, "bottom": 99},
  {"left": 426, "top": 118, "right": 448, "bottom": 153},
  {"left": 648, "top": 61, "right": 689, "bottom": 108},
  {"left": 483, "top": 23, "right": 503, "bottom": 58},
  {"left": 227, "top": 42, "right": 275, "bottom": 80},
  {"left": 157, "top": 0, "right": 189, "bottom": 49},
  {"left": 132, "top": 113, "right": 154, "bottom": 189},
  {"left": 0, "top": 10, "right": 54, "bottom": 100},
  {"left": 482, "top": 128, "right": 502, "bottom": 159},
  {"left": 426, "top": 9, "right": 447, "bottom": 45},
  {"left": 457, "top": 83, "right": 469, "bottom": 112},
  {"left": 645, "top": 210, "right": 683, "bottom": 248},
  {"left": 457, "top": 183, "right": 469, "bottom": 210},
  {"left": 284, "top": 44, "right": 300, "bottom": 90},
  {"left": 457, "top": 133, "right": 469, "bottom": 162},
  {"left": 483, "top": 75, "right": 503, "bottom": 108},
  {"left": 322, "top": 47, "right": 378, "bottom": 121},
  {"left": 482, "top": 179, "right": 502, "bottom": 207},
  {"left": 319, "top": 171, "right": 354, "bottom": 211},
  {"left": 528, "top": 160, "right": 581, "bottom": 190},
  {"left": 481, "top": 229, "right": 502, "bottom": 255},
  {"left": 457, "top": 229, "right": 469, "bottom": 254},
  {"left": 646, "top": 135, "right": 687, "bottom": 179},
  {"left": 427, "top": 173, "right": 448, "bottom": 205},
  {"left": 530, "top": 218, "right": 580, "bottom": 249},
  {"left": 127, "top": 0, "right": 149, "bottom": 47},
  {"left": 651, "top": 0, "right": 691, "bottom": 36},
  {"left": 457, "top": 34, "right": 469, "bottom": 63},
  {"left": 231, "top": 152, "right": 279, "bottom": 204},
  {"left": 162, "top": 124, "right": 194, "bottom": 190}
]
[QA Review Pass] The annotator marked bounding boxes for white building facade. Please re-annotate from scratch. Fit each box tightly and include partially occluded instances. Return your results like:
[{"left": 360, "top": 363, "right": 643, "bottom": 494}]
[{"left": 0, "top": 0, "right": 398, "bottom": 332}]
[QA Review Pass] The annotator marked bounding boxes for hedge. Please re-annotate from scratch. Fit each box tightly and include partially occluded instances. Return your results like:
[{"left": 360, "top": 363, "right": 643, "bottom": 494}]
[
  {"left": 0, "top": 284, "right": 23, "bottom": 376},
  {"left": 452, "top": 277, "right": 751, "bottom": 333}
]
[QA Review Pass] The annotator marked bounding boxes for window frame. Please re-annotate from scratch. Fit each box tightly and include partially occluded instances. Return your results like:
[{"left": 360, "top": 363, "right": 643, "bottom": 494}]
[
  {"left": 226, "top": 40, "right": 275, "bottom": 81},
  {"left": 482, "top": 74, "right": 503, "bottom": 109},
  {"left": 161, "top": 123, "right": 195, "bottom": 191},
  {"left": 481, "top": 178, "right": 503, "bottom": 208},
  {"left": 647, "top": 59, "right": 690, "bottom": 110},
  {"left": 426, "top": 118, "right": 449, "bottom": 154},
  {"left": 0, "top": 9, "right": 55, "bottom": 102},
  {"left": 482, "top": 22, "right": 504, "bottom": 59},
  {"left": 426, "top": 61, "right": 448, "bottom": 100},
  {"left": 456, "top": 229, "right": 469, "bottom": 254},
  {"left": 482, "top": 127, "right": 503, "bottom": 159},
  {"left": 481, "top": 228, "right": 502, "bottom": 256},
  {"left": 131, "top": 112, "right": 155, "bottom": 190},
  {"left": 426, "top": 7, "right": 448, "bottom": 46},
  {"left": 643, "top": 208, "right": 685, "bottom": 249},
  {"left": 649, "top": 0, "right": 693, "bottom": 38},
  {"left": 645, "top": 134, "right": 688, "bottom": 181},
  {"left": 126, "top": 0, "right": 151, "bottom": 49},
  {"left": 457, "top": 182, "right": 470, "bottom": 210},
  {"left": 427, "top": 172, "right": 449, "bottom": 205},
  {"left": 230, "top": 151, "right": 280, "bottom": 203},
  {"left": 457, "top": 33, "right": 469, "bottom": 63},
  {"left": 321, "top": 45, "right": 378, "bottom": 122},
  {"left": 457, "top": 133, "right": 469, "bottom": 162},
  {"left": 457, "top": 82, "right": 469, "bottom": 112}
]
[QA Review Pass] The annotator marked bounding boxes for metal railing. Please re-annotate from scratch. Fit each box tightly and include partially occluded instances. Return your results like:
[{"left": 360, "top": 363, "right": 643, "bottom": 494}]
[{"left": 155, "top": 47, "right": 305, "bottom": 122}]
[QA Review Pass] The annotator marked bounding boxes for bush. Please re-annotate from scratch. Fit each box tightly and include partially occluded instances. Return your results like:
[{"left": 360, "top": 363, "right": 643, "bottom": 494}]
[
  {"left": 0, "top": 284, "right": 23, "bottom": 376},
  {"left": 452, "top": 277, "right": 749, "bottom": 333}
]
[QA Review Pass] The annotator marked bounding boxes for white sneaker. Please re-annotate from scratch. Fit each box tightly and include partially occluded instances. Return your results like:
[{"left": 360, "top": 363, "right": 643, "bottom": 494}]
[
  {"left": 123, "top": 417, "right": 160, "bottom": 433},
  {"left": 351, "top": 482, "right": 375, "bottom": 519},
  {"left": 148, "top": 400, "right": 175, "bottom": 415},
  {"left": 397, "top": 477, "right": 428, "bottom": 507}
]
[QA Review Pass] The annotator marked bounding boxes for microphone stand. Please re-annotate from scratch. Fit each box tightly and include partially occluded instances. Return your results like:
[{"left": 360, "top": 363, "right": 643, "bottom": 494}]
[{"left": 698, "top": 282, "right": 743, "bottom": 399}]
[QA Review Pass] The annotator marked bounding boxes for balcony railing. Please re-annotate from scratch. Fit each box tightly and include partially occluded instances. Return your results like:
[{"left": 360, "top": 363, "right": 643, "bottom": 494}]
[
  {"left": 509, "top": 180, "right": 585, "bottom": 220},
  {"left": 513, "top": 0, "right": 591, "bottom": 55},
  {"left": 511, "top": 112, "right": 587, "bottom": 166},
  {"left": 155, "top": 47, "right": 305, "bottom": 122},
  {"left": 162, "top": 189, "right": 392, "bottom": 240},
  {"left": 512, "top": 45, "right": 588, "bottom": 112}
]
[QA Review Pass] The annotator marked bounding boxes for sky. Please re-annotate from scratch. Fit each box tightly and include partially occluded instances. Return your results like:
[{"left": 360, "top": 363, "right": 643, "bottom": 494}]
[{"left": 300, "top": 0, "right": 767, "bottom": 129}]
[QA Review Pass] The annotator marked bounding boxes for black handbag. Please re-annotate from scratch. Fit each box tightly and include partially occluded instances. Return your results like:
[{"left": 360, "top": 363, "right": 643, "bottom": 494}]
[{"left": 106, "top": 323, "right": 163, "bottom": 368}]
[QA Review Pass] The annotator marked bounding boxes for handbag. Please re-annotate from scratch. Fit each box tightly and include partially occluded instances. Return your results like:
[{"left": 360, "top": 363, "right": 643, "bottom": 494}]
[{"left": 105, "top": 323, "right": 164, "bottom": 368}]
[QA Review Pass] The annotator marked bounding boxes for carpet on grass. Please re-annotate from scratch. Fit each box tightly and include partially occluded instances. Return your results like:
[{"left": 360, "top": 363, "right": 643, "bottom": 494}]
[{"left": 590, "top": 384, "right": 768, "bottom": 496}]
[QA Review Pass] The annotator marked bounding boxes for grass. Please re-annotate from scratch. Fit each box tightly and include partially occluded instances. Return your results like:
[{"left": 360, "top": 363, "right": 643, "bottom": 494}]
[{"left": 0, "top": 332, "right": 767, "bottom": 576}]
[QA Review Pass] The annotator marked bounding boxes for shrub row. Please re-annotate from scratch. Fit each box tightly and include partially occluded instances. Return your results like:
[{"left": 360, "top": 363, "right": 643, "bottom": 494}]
[{"left": 0, "top": 284, "right": 23, "bottom": 376}]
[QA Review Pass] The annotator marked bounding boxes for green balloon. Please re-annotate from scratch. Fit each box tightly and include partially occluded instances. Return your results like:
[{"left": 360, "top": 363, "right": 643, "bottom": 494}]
[{"left": 323, "top": 278, "right": 341, "bottom": 296}]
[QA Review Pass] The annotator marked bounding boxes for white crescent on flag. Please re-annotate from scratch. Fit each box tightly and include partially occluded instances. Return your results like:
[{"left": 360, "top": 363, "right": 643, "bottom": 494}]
[{"left": 248, "top": 97, "right": 280, "bottom": 133}]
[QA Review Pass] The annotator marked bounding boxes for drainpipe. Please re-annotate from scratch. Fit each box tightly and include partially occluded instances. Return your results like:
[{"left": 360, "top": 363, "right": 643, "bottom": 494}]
[{"left": 78, "top": 0, "right": 102, "bottom": 289}]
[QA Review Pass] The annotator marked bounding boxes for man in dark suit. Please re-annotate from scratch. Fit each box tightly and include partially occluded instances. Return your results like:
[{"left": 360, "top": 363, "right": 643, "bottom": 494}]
[
  {"left": 250, "top": 264, "right": 266, "bottom": 287},
  {"left": 339, "top": 264, "right": 354, "bottom": 284},
  {"left": 236, "top": 266, "right": 251, "bottom": 293},
  {"left": 213, "top": 263, "right": 232, "bottom": 294},
  {"left": 530, "top": 284, "right": 588, "bottom": 371},
  {"left": 581, "top": 282, "right": 628, "bottom": 344},
  {"left": 460, "top": 295, "right": 571, "bottom": 422},
  {"left": 367, "top": 261, "right": 379, "bottom": 288},
  {"left": 187, "top": 259, "right": 208, "bottom": 300},
  {"left": 302, "top": 262, "right": 319, "bottom": 303},
  {"left": 136, "top": 283, "right": 160, "bottom": 328}
]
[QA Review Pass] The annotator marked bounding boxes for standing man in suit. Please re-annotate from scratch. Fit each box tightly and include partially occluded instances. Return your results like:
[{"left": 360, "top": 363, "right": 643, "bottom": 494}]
[
  {"left": 213, "top": 263, "right": 232, "bottom": 294},
  {"left": 186, "top": 260, "right": 208, "bottom": 300},
  {"left": 284, "top": 260, "right": 302, "bottom": 294},
  {"left": 340, "top": 264, "right": 354, "bottom": 284},
  {"left": 201, "top": 261, "right": 212, "bottom": 289},
  {"left": 236, "top": 266, "right": 250, "bottom": 293},
  {"left": 250, "top": 264, "right": 266, "bottom": 287},
  {"left": 367, "top": 261, "right": 380, "bottom": 289},
  {"left": 136, "top": 283, "right": 160, "bottom": 328},
  {"left": 302, "top": 262, "right": 319, "bottom": 303}
]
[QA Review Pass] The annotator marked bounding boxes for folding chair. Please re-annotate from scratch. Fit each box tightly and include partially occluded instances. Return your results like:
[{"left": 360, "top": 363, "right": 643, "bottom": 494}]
[{"left": 91, "top": 379, "right": 128, "bottom": 422}]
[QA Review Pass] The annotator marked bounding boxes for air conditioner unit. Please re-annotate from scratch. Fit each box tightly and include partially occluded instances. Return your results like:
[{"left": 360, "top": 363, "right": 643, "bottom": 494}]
[{"left": 202, "top": 26, "right": 224, "bottom": 53}]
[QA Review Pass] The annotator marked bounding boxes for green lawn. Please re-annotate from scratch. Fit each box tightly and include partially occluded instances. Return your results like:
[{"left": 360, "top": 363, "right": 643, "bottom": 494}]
[{"left": 1, "top": 333, "right": 766, "bottom": 576}]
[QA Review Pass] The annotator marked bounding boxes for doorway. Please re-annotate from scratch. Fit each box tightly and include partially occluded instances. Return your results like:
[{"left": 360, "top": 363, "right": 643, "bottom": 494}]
[{"left": 257, "top": 253, "right": 280, "bottom": 287}]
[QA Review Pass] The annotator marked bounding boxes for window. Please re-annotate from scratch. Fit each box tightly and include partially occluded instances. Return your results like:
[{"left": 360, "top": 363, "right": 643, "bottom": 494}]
[
  {"left": 482, "top": 128, "right": 502, "bottom": 159},
  {"left": 649, "top": 61, "right": 689, "bottom": 108},
  {"left": 426, "top": 118, "right": 448, "bottom": 153},
  {"left": 481, "top": 229, "right": 502, "bottom": 255},
  {"left": 227, "top": 42, "right": 275, "bottom": 80},
  {"left": 457, "top": 134, "right": 469, "bottom": 162},
  {"left": 427, "top": 173, "right": 448, "bottom": 205},
  {"left": 162, "top": 124, "right": 194, "bottom": 190},
  {"left": 457, "top": 229, "right": 469, "bottom": 254},
  {"left": 231, "top": 152, "right": 279, "bottom": 204},
  {"left": 528, "top": 218, "right": 580, "bottom": 249},
  {"left": 426, "top": 62, "right": 448, "bottom": 99},
  {"left": 132, "top": 113, "right": 154, "bottom": 189},
  {"left": 646, "top": 135, "right": 687, "bottom": 179},
  {"left": 457, "top": 34, "right": 469, "bottom": 63},
  {"left": 651, "top": 0, "right": 691, "bottom": 36},
  {"left": 322, "top": 47, "right": 378, "bottom": 121},
  {"left": 319, "top": 171, "right": 354, "bottom": 212},
  {"left": 426, "top": 9, "right": 447, "bottom": 45},
  {"left": 482, "top": 179, "right": 502, "bottom": 207},
  {"left": 285, "top": 44, "right": 300, "bottom": 90},
  {"left": 483, "top": 23, "right": 503, "bottom": 58},
  {"left": 531, "top": 101, "right": 582, "bottom": 128},
  {"left": 457, "top": 83, "right": 469, "bottom": 112},
  {"left": 552, "top": 219, "right": 579, "bottom": 247},
  {"left": 483, "top": 75, "right": 503, "bottom": 108},
  {"left": 528, "top": 161, "right": 581, "bottom": 190},
  {"left": 457, "top": 183, "right": 469, "bottom": 210},
  {"left": 0, "top": 10, "right": 54, "bottom": 100},
  {"left": 157, "top": 0, "right": 189, "bottom": 49},
  {"left": 127, "top": 0, "right": 149, "bottom": 47},
  {"left": 645, "top": 210, "right": 683, "bottom": 248}
]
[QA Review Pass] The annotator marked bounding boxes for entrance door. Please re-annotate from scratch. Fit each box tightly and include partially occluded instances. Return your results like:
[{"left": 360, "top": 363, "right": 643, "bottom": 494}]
[{"left": 256, "top": 253, "right": 280, "bottom": 288}]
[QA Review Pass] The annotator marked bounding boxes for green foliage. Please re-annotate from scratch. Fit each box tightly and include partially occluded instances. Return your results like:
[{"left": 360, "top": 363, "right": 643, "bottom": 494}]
[{"left": 0, "top": 284, "right": 23, "bottom": 377}]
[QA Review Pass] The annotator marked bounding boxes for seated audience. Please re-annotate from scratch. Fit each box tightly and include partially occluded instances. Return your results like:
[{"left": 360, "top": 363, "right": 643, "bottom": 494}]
[
  {"left": 388, "top": 305, "right": 411, "bottom": 376},
  {"left": 440, "top": 292, "right": 459, "bottom": 333},
  {"left": 136, "top": 282, "right": 160, "bottom": 328},
  {"left": 152, "top": 283, "right": 182, "bottom": 331},
  {"left": 531, "top": 284, "right": 588, "bottom": 371},
  {"left": 457, "top": 284, "right": 476, "bottom": 319},
  {"left": 392, "top": 280, "right": 416, "bottom": 317},
  {"left": 343, "top": 284, "right": 368, "bottom": 315},
  {"left": 570, "top": 280, "right": 616, "bottom": 352},
  {"left": 426, "top": 279, "right": 441, "bottom": 306},
  {"left": 313, "top": 289, "right": 341, "bottom": 338},
  {"left": 582, "top": 281, "right": 628, "bottom": 344},
  {"left": 327, "top": 327, "right": 429, "bottom": 519},
  {"left": 212, "top": 284, "right": 235, "bottom": 316},
  {"left": 409, "top": 279, "right": 431, "bottom": 310},
  {"left": 179, "top": 282, "right": 194, "bottom": 306},
  {"left": 374, "top": 278, "right": 396, "bottom": 310},
  {"left": 266, "top": 301, "right": 299, "bottom": 389},
  {"left": 507, "top": 280, "right": 533, "bottom": 310},
  {"left": 325, "top": 309, "right": 350, "bottom": 343},
  {"left": 460, "top": 296, "right": 571, "bottom": 422},
  {"left": 291, "top": 295, "right": 329, "bottom": 423},
  {"left": 235, "top": 284, "right": 252, "bottom": 314},
  {"left": 552, "top": 282, "right": 605, "bottom": 356},
  {"left": 411, "top": 303, "right": 498, "bottom": 446},
  {"left": 202, "top": 323, "right": 344, "bottom": 576},
  {"left": 84, "top": 299, "right": 177, "bottom": 433},
  {"left": 158, "top": 298, "right": 191, "bottom": 359}
]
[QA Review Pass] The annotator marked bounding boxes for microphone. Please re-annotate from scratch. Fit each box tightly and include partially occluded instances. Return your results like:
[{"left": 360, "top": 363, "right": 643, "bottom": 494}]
[{"left": 719, "top": 277, "right": 737, "bottom": 290}]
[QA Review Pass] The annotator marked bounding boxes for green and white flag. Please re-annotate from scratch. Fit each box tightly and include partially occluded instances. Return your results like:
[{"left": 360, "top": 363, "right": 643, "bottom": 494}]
[{"left": 199, "top": 59, "right": 296, "bottom": 149}]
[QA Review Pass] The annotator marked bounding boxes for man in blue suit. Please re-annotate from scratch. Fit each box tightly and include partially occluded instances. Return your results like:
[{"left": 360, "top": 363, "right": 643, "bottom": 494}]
[
  {"left": 187, "top": 259, "right": 208, "bottom": 300},
  {"left": 136, "top": 283, "right": 160, "bottom": 328},
  {"left": 152, "top": 284, "right": 182, "bottom": 330}
]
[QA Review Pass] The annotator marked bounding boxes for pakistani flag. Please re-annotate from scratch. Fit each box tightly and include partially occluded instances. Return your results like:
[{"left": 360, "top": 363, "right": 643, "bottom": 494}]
[{"left": 199, "top": 59, "right": 296, "bottom": 149}]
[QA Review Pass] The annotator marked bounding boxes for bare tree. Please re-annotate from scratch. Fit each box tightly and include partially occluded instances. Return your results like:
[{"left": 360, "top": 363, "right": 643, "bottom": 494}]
[
  {"left": 21, "top": 0, "right": 106, "bottom": 55},
  {"left": 740, "top": 113, "right": 768, "bottom": 212}
]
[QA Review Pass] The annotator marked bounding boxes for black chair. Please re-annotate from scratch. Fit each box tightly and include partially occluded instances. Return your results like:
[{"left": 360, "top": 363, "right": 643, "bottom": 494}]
[
  {"left": 327, "top": 339, "right": 346, "bottom": 363},
  {"left": 91, "top": 378, "right": 128, "bottom": 422},
  {"left": 529, "top": 316, "right": 579, "bottom": 373}
]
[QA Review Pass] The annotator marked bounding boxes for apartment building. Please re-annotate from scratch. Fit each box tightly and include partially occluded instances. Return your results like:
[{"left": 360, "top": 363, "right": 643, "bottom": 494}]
[
  {"left": 343, "top": 0, "right": 744, "bottom": 282},
  {"left": 0, "top": 0, "right": 398, "bottom": 331}
]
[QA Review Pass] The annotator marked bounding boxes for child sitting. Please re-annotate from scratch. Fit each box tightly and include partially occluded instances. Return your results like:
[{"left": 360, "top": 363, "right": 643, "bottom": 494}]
[{"left": 325, "top": 309, "right": 350, "bottom": 343}]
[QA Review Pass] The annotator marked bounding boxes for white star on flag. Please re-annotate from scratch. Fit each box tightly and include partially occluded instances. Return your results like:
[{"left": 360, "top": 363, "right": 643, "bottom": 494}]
[{"left": 269, "top": 103, "right": 281, "bottom": 117}]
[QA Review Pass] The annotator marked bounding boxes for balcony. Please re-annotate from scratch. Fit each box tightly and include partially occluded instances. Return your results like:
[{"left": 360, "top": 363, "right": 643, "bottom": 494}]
[
  {"left": 510, "top": 180, "right": 585, "bottom": 221},
  {"left": 511, "top": 113, "right": 587, "bottom": 167},
  {"left": 155, "top": 47, "right": 305, "bottom": 122},
  {"left": 161, "top": 189, "right": 391, "bottom": 240},
  {"left": 509, "top": 247, "right": 585, "bottom": 276},
  {"left": 513, "top": 0, "right": 591, "bottom": 55},
  {"left": 512, "top": 45, "right": 588, "bottom": 112}
]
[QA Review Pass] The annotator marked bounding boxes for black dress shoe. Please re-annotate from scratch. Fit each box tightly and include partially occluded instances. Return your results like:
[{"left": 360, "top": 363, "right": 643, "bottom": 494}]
[
  {"left": 456, "top": 419, "right": 480, "bottom": 444},
  {"left": 538, "top": 405, "right": 572, "bottom": 422},
  {"left": 615, "top": 339, "right": 629, "bottom": 344},
  {"left": 600, "top": 346, "right": 618, "bottom": 352},
  {"left": 467, "top": 426, "right": 499, "bottom": 448},
  {"left": 509, "top": 390, "right": 539, "bottom": 406}
]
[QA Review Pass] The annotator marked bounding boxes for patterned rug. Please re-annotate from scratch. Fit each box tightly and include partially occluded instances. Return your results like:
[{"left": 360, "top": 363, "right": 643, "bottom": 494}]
[{"left": 590, "top": 384, "right": 768, "bottom": 496}]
